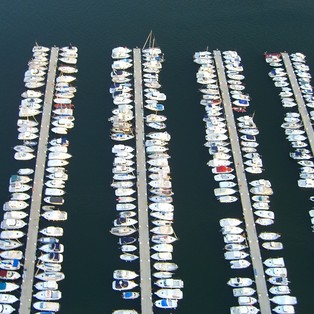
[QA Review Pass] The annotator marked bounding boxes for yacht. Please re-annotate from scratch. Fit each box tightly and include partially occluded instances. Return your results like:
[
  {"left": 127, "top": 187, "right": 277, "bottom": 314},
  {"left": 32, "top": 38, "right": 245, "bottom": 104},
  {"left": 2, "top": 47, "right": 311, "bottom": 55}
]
[
  {"left": 221, "top": 226, "right": 243, "bottom": 235},
  {"left": 40, "top": 226, "right": 63, "bottom": 237},
  {"left": 258, "top": 232, "right": 281, "bottom": 241},
  {"left": 224, "top": 251, "right": 249, "bottom": 260},
  {"left": 224, "top": 234, "right": 246, "bottom": 243},
  {"left": 0, "top": 230, "right": 25, "bottom": 239},
  {"left": 154, "top": 262, "right": 178, "bottom": 271},
  {"left": 151, "top": 252, "right": 172, "bottom": 261},
  {"left": 265, "top": 267, "right": 287, "bottom": 277},
  {"left": 3, "top": 200, "right": 28, "bottom": 211},
  {"left": 34, "top": 281, "right": 58, "bottom": 291},
  {"left": 155, "top": 288, "right": 183, "bottom": 299},
  {"left": 153, "top": 271, "right": 173, "bottom": 279}
]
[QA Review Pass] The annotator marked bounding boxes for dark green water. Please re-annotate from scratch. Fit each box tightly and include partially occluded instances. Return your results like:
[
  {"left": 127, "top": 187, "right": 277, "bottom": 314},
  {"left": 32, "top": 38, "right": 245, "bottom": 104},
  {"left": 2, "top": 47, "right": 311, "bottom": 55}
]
[{"left": 0, "top": 1, "right": 314, "bottom": 312}]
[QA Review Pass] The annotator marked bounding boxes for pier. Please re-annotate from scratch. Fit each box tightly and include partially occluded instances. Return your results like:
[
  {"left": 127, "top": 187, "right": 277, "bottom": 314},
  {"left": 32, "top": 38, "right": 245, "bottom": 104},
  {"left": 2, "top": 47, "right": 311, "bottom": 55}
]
[
  {"left": 214, "top": 50, "right": 272, "bottom": 314},
  {"left": 133, "top": 48, "right": 153, "bottom": 314},
  {"left": 19, "top": 47, "right": 59, "bottom": 314},
  {"left": 281, "top": 52, "right": 314, "bottom": 154}
]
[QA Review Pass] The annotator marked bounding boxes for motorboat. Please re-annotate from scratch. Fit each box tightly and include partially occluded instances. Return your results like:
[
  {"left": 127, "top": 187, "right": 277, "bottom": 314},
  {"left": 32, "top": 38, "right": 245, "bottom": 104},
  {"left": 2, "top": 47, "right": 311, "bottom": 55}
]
[
  {"left": 221, "top": 226, "right": 243, "bottom": 235},
  {"left": 0, "top": 294, "right": 18, "bottom": 304},
  {"left": 230, "top": 259, "right": 251, "bottom": 269},
  {"left": 37, "top": 262, "right": 62, "bottom": 272},
  {"left": 262, "top": 241, "right": 283, "bottom": 250},
  {"left": 40, "top": 243, "right": 64, "bottom": 253},
  {"left": 269, "top": 277, "right": 290, "bottom": 286},
  {"left": 264, "top": 257, "right": 285, "bottom": 268},
  {"left": 0, "top": 250, "right": 23, "bottom": 260},
  {"left": 270, "top": 286, "right": 291, "bottom": 295},
  {"left": 218, "top": 195, "right": 238, "bottom": 203},
  {"left": 35, "top": 271, "right": 65, "bottom": 282},
  {"left": 150, "top": 225, "right": 173, "bottom": 235},
  {"left": 34, "top": 289, "right": 62, "bottom": 301},
  {"left": 151, "top": 234, "right": 177, "bottom": 244},
  {"left": 250, "top": 185, "right": 273, "bottom": 195},
  {"left": 154, "top": 262, "right": 178, "bottom": 272},
  {"left": 0, "top": 231, "right": 25, "bottom": 240},
  {"left": 265, "top": 267, "right": 287, "bottom": 277},
  {"left": 0, "top": 259, "right": 20, "bottom": 270},
  {"left": 33, "top": 301, "right": 60, "bottom": 312},
  {"left": 112, "top": 279, "right": 138, "bottom": 291},
  {"left": 0, "top": 282, "right": 19, "bottom": 292},
  {"left": 42, "top": 210, "right": 68, "bottom": 221},
  {"left": 112, "top": 310, "right": 138, "bottom": 314},
  {"left": 120, "top": 253, "right": 139, "bottom": 262},
  {"left": 110, "top": 227, "right": 136, "bottom": 236},
  {"left": 40, "top": 226, "right": 63, "bottom": 237},
  {"left": 0, "top": 270, "right": 20, "bottom": 280},
  {"left": 230, "top": 306, "right": 259, "bottom": 314},
  {"left": 153, "top": 271, "right": 173, "bottom": 279},
  {"left": 214, "top": 188, "right": 237, "bottom": 196},
  {"left": 272, "top": 305, "right": 295, "bottom": 313},
  {"left": 45, "top": 188, "right": 65, "bottom": 196},
  {"left": 259, "top": 232, "right": 281, "bottom": 241},
  {"left": 113, "top": 270, "right": 138, "bottom": 280},
  {"left": 3, "top": 200, "right": 28, "bottom": 211},
  {"left": 8, "top": 183, "right": 31, "bottom": 193},
  {"left": 38, "top": 237, "right": 59, "bottom": 245},
  {"left": 214, "top": 174, "right": 235, "bottom": 181},
  {"left": 122, "top": 291, "right": 140, "bottom": 300},
  {"left": 233, "top": 287, "right": 256, "bottom": 297},
  {"left": 10, "top": 192, "right": 30, "bottom": 201},
  {"left": 38, "top": 253, "right": 63, "bottom": 264},
  {"left": 270, "top": 295, "right": 297, "bottom": 305},
  {"left": 155, "top": 299, "right": 178, "bottom": 309},
  {"left": 149, "top": 203, "right": 174, "bottom": 212},
  {"left": 155, "top": 278, "right": 184, "bottom": 288},
  {"left": 252, "top": 202, "right": 269, "bottom": 210},
  {"left": 152, "top": 243, "right": 173, "bottom": 252},
  {"left": 44, "top": 196, "right": 64, "bottom": 205},
  {"left": 227, "top": 277, "right": 253, "bottom": 287},
  {"left": 0, "top": 240, "right": 22, "bottom": 251},
  {"left": 34, "top": 281, "right": 59, "bottom": 291},
  {"left": 0, "top": 304, "right": 15, "bottom": 313},
  {"left": 224, "top": 251, "right": 249, "bottom": 260},
  {"left": 254, "top": 210, "right": 275, "bottom": 219},
  {"left": 225, "top": 243, "right": 247, "bottom": 251},
  {"left": 255, "top": 218, "right": 274, "bottom": 226},
  {"left": 224, "top": 234, "right": 246, "bottom": 243},
  {"left": 151, "top": 252, "right": 172, "bottom": 261}
]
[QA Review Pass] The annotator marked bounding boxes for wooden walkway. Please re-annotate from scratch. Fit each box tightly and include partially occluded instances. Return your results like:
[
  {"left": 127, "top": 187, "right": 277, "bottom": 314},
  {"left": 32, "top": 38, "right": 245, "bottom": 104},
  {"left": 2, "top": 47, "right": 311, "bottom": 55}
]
[
  {"left": 281, "top": 52, "right": 314, "bottom": 154},
  {"left": 133, "top": 48, "right": 153, "bottom": 314},
  {"left": 19, "top": 47, "right": 59, "bottom": 314},
  {"left": 213, "top": 50, "right": 272, "bottom": 314}
]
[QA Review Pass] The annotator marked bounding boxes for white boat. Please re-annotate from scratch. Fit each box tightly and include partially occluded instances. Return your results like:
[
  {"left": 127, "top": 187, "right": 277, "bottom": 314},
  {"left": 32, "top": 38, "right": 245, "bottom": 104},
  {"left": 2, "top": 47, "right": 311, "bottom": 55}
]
[
  {"left": 269, "top": 277, "right": 290, "bottom": 286},
  {"left": 0, "top": 304, "right": 15, "bottom": 313},
  {"left": 3, "top": 200, "right": 28, "bottom": 211},
  {"left": 254, "top": 210, "right": 275, "bottom": 219},
  {"left": 0, "top": 240, "right": 22, "bottom": 251},
  {"left": 0, "top": 231, "right": 24, "bottom": 239},
  {"left": 152, "top": 243, "right": 173, "bottom": 252},
  {"left": 221, "top": 226, "right": 243, "bottom": 235},
  {"left": 0, "top": 250, "right": 23, "bottom": 260},
  {"left": 155, "top": 278, "right": 184, "bottom": 288},
  {"left": 214, "top": 188, "right": 237, "bottom": 196},
  {"left": 0, "top": 282, "right": 19, "bottom": 292},
  {"left": 270, "top": 286, "right": 291, "bottom": 295},
  {"left": 114, "top": 217, "right": 137, "bottom": 227},
  {"left": 259, "top": 232, "right": 281, "bottom": 241},
  {"left": 113, "top": 270, "right": 138, "bottom": 280},
  {"left": 112, "top": 279, "right": 138, "bottom": 291},
  {"left": 253, "top": 202, "right": 269, "bottom": 210},
  {"left": 4, "top": 211, "right": 27, "bottom": 220},
  {"left": 262, "top": 241, "right": 283, "bottom": 250},
  {"left": 150, "top": 225, "right": 173, "bottom": 235},
  {"left": 112, "top": 310, "right": 138, "bottom": 314},
  {"left": 110, "top": 227, "right": 136, "bottom": 236},
  {"left": 233, "top": 287, "right": 256, "bottom": 297},
  {"left": 155, "top": 288, "right": 183, "bottom": 299},
  {"left": 151, "top": 252, "right": 172, "bottom": 261},
  {"left": 42, "top": 210, "right": 68, "bottom": 221},
  {"left": 224, "top": 234, "right": 246, "bottom": 243},
  {"left": 225, "top": 243, "right": 247, "bottom": 251},
  {"left": 264, "top": 257, "right": 285, "bottom": 268},
  {"left": 255, "top": 218, "right": 274, "bottom": 226},
  {"left": 272, "top": 305, "right": 295, "bottom": 314},
  {"left": 155, "top": 299, "right": 178, "bottom": 309},
  {"left": 153, "top": 262, "right": 178, "bottom": 271},
  {"left": 33, "top": 301, "right": 60, "bottom": 312},
  {"left": 40, "top": 243, "right": 64, "bottom": 253},
  {"left": 0, "top": 259, "right": 21, "bottom": 270},
  {"left": 265, "top": 267, "right": 287, "bottom": 277},
  {"left": 151, "top": 234, "right": 177, "bottom": 244},
  {"left": 238, "top": 296, "right": 258, "bottom": 305},
  {"left": 120, "top": 253, "right": 139, "bottom": 262},
  {"left": 0, "top": 294, "right": 18, "bottom": 304},
  {"left": 34, "top": 289, "right": 62, "bottom": 301},
  {"left": 270, "top": 295, "right": 297, "bottom": 305},
  {"left": 153, "top": 271, "right": 173, "bottom": 279},
  {"left": 230, "top": 306, "right": 260, "bottom": 314},
  {"left": 227, "top": 277, "right": 253, "bottom": 287},
  {"left": 40, "top": 226, "right": 63, "bottom": 237},
  {"left": 35, "top": 271, "right": 65, "bottom": 282},
  {"left": 149, "top": 203, "right": 173, "bottom": 212},
  {"left": 39, "top": 253, "right": 63, "bottom": 264},
  {"left": 35, "top": 281, "right": 59, "bottom": 291},
  {"left": 224, "top": 251, "right": 249, "bottom": 260},
  {"left": 230, "top": 259, "right": 251, "bottom": 269}
]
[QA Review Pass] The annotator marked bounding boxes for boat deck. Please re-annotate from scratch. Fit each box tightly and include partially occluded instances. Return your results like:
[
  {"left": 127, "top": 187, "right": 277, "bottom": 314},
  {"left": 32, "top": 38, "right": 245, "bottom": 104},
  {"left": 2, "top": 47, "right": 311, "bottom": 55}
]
[
  {"left": 281, "top": 52, "right": 314, "bottom": 153},
  {"left": 19, "top": 47, "right": 59, "bottom": 314},
  {"left": 133, "top": 48, "right": 153, "bottom": 314},
  {"left": 213, "top": 50, "right": 272, "bottom": 314}
]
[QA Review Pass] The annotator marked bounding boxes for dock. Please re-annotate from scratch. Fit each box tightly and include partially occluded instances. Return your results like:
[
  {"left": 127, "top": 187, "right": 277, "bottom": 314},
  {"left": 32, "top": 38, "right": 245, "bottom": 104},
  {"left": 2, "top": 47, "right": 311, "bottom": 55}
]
[
  {"left": 281, "top": 52, "right": 314, "bottom": 153},
  {"left": 213, "top": 50, "right": 272, "bottom": 314},
  {"left": 19, "top": 47, "right": 59, "bottom": 314},
  {"left": 133, "top": 48, "right": 153, "bottom": 314}
]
